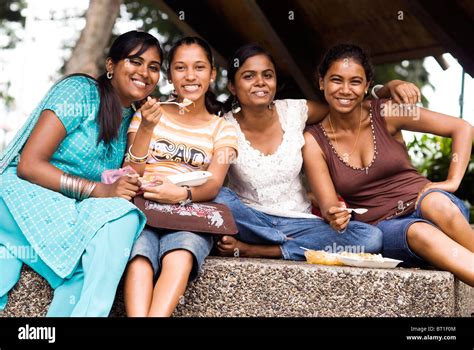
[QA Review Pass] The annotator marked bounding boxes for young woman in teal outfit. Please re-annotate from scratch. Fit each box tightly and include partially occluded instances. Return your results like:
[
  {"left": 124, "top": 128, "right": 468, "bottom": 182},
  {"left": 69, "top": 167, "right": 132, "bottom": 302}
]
[{"left": 0, "top": 30, "right": 163, "bottom": 316}]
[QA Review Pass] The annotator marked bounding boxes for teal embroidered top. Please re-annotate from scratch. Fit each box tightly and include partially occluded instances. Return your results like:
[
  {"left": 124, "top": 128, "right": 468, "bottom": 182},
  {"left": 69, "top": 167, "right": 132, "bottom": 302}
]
[{"left": 0, "top": 75, "right": 145, "bottom": 278}]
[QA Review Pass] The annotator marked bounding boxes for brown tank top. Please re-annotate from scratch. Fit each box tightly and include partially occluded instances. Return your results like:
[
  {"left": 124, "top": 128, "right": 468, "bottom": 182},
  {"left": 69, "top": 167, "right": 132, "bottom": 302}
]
[{"left": 305, "top": 99, "right": 430, "bottom": 225}]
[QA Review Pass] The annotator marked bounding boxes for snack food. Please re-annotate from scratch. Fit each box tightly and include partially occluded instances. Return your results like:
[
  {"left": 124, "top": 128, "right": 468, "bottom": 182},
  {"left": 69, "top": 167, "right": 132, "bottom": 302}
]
[
  {"left": 338, "top": 251, "right": 384, "bottom": 261},
  {"left": 304, "top": 250, "right": 344, "bottom": 266},
  {"left": 139, "top": 176, "right": 163, "bottom": 188}
]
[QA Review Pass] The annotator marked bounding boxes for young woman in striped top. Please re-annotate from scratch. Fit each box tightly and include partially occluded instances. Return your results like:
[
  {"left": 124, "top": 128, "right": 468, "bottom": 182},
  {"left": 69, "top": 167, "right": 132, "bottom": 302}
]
[{"left": 123, "top": 37, "right": 238, "bottom": 317}]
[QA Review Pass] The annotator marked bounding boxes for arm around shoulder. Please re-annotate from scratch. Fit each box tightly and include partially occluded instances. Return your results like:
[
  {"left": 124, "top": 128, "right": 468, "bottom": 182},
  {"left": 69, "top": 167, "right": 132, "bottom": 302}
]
[{"left": 306, "top": 100, "right": 329, "bottom": 125}]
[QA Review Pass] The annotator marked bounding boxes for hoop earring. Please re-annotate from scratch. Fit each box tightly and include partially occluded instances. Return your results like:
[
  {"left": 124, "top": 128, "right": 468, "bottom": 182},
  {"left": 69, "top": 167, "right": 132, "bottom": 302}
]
[
  {"left": 268, "top": 101, "right": 275, "bottom": 110},
  {"left": 106, "top": 71, "right": 113, "bottom": 80},
  {"left": 231, "top": 96, "right": 241, "bottom": 114}
]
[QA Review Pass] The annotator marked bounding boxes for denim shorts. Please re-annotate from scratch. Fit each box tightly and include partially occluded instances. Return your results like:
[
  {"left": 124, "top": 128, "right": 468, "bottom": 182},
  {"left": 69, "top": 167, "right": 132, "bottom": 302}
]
[
  {"left": 376, "top": 189, "right": 470, "bottom": 267},
  {"left": 129, "top": 226, "right": 213, "bottom": 281},
  {"left": 214, "top": 187, "right": 383, "bottom": 260}
]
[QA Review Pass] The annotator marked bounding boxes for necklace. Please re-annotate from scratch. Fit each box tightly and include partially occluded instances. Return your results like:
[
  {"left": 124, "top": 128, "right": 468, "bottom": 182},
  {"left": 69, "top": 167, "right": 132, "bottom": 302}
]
[{"left": 328, "top": 104, "right": 363, "bottom": 157}]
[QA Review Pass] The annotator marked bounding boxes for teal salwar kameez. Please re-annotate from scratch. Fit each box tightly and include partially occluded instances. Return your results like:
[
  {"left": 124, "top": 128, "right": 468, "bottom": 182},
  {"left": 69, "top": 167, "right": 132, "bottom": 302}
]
[{"left": 0, "top": 76, "right": 145, "bottom": 316}]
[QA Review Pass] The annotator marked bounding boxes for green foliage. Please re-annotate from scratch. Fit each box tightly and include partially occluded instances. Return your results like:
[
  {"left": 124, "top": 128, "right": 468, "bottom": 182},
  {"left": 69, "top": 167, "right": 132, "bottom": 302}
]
[
  {"left": 408, "top": 134, "right": 474, "bottom": 221},
  {"left": 122, "top": 0, "right": 183, "bottom": 52},
  {"left": 0, "top": 0, "right": 24, "bottom": 23},
  {"left": 0, "top": 0, "right": 26, "bottom": 49},
  {"left": 0, "top": 0, "right": 26, "bottom": 107},
  {"left": 0, "top": 81, "right": 14, "bottom": 108},
  {"left": 374, "top": 60, "right": 431, "bottom": 106}
]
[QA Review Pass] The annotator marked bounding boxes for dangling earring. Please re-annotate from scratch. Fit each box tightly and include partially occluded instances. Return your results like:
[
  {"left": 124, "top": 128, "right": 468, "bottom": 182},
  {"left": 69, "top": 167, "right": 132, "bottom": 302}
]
[
  {"left": 107, "top": 71, "right": 113, "bottom": 80},
  {"left": 231, "top": 96, "right": 241, "bottom": 114},
  {"left": 268, "top": 101, "right": 275, "bottom": 110}
]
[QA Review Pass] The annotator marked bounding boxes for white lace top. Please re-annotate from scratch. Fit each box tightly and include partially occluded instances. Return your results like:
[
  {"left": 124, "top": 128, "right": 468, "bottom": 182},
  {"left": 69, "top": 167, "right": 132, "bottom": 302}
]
[{"left": 224, "top": 99, "right": 321, "bottom": 219}]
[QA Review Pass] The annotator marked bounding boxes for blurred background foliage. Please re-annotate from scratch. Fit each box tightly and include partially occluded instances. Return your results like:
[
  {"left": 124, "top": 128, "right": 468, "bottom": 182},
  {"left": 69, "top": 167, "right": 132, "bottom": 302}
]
[
  {"left": 0, "top": 0, "right": 26, "bottom": 49},
  {"left": 408, "top": 135, "right": 473, "bottom": 221},
  {"left": 0, "top": 0, "right": 26, "bottom": 108},
  {"left": 374, "top": 60, "right": 432, "bottom": 106}
]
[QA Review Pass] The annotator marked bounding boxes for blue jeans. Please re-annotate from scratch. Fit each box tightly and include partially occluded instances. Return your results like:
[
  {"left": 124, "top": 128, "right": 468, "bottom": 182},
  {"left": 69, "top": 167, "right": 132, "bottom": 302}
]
[
  {"left": 129, "top": 227, "right": 213, "bottom": 281},
  {"left": 214, "top": 187, "right": 383, "bottom": 260},
  {"left": 377, "top": 189, "right": 470, "bottom": 267}
]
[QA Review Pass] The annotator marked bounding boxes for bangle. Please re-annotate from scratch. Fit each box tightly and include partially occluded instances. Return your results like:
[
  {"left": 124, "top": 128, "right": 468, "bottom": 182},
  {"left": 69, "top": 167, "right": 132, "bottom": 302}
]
[
  {"left": 60, "top": 172, "right": 96, "bottom": 200},
  {"left": 371, "top": 84, "right": 383, "bottom": 99},
  {"left": 127, "top": 145, "right": 148, "bottom": 164}
]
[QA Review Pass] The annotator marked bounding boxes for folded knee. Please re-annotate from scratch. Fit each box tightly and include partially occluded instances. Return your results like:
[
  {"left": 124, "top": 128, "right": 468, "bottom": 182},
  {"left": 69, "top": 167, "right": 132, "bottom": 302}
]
[
  {"left": 349, "top": 223, "right": 383, "bottom": 253},
  {"left": 162, "top": 249, "right": 194, "bottom": 265},
  {"left": 363, "top": 230, "right": 383, "bottom": 253},
  {"left": 406, "top": 223, "right": 433, "bottom": 251},
  {"left": 420, "top": 192, "right": 458, "bottom": 221}
]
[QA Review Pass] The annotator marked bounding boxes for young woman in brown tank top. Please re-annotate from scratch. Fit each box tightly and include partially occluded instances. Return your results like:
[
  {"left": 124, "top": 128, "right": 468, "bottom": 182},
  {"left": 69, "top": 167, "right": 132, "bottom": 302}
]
[{"left": 303, "top": 44, "right": 474, "bottom": 286}]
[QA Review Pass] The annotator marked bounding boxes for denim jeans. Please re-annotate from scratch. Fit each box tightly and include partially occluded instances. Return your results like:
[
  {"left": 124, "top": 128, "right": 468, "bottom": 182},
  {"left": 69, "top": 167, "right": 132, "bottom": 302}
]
[
  {"left": 214, "top": 187, "right": 383, "bottom": 260},
  {"left": 377, "top": 189, "right": 470, "bottom": 267},
  {"left": 130, "top": 226, "right": 213, "bottom": 281}
]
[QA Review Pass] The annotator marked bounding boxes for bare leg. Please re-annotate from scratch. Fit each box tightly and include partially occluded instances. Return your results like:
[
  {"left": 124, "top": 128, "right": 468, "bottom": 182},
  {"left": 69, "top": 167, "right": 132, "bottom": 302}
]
[
  {"left": 407, "top": 222, "right": 474, "bottom": 286},
  {"left": 148, "top": 250, "right": 193, "bottom": 317},
  {"left": 216, "top": 236, "right": 282, "bottom": 258},
  {"left": 420, "top": 192, "right": 474, "bottom": 251},
  {"left": 124, "top": 256, "right": 154, "bottom": 317}
]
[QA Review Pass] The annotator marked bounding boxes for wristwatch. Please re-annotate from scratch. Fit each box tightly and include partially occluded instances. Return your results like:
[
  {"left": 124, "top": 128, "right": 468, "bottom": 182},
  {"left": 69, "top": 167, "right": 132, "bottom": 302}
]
[{"left": 179, "top": 186, "right": 193, "bottom": 206}]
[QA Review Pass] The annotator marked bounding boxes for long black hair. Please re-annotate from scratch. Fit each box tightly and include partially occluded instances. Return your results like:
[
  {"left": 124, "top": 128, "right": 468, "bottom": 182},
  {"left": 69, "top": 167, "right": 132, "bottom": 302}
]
[
  {"left": 166, "top": 36, "right": 223, "bottom": 116},
  {"left": 97, "top": 30, "right": 163, "bottom": 144},
  {"left": 223, "top": 43, "right": 277, "bottom": 113}
]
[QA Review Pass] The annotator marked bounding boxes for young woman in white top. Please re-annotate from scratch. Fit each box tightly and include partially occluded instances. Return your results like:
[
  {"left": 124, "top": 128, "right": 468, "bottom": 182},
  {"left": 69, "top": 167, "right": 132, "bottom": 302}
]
[{"left": 214, "top": 43, "right": 421, "bottom": 259}]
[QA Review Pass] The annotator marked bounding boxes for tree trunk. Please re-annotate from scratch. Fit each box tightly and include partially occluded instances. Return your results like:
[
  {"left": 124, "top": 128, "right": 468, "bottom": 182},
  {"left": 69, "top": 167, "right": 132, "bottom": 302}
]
[{"left": 65, "top": 0, "right": 122, "bottom": 77}]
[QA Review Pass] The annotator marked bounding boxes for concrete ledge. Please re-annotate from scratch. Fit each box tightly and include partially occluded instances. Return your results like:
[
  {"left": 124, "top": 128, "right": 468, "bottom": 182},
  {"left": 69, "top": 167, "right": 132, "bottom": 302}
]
[{"left": 1, "top": 257, "right": 473, "bottom": 317}]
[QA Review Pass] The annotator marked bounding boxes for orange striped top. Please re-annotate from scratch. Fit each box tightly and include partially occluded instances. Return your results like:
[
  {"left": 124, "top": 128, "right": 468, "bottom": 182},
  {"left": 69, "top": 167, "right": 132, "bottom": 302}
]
[{"left": 127, "top": 111, "right": 238, "bottom": 180}]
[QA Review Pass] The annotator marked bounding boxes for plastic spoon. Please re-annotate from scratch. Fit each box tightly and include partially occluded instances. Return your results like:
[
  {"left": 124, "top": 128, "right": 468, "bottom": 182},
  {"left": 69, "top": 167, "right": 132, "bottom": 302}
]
[
  {"left": 159, "top": 98, "right": 194, "bottom": 108},
  {"left": 345, "top": 208, "right": 368, "bottom": 214}
]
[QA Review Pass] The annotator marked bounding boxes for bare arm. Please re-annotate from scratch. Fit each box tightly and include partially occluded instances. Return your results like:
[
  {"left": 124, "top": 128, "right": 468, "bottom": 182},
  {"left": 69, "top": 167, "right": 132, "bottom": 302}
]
[
  {"left": 124, "top": 131, "right": 152, "bottom": 176},
  {"left": 374, "top": 79, "right": 421, "bottom": 104},
  {"left": 386, "top": 106, "right": 473, "bottom": 192},
  {"left": 17, "top": 110, "right": 140, "bottom": 200},
  {"left": 123, "top": 97, "right": 162, "bottom": 175},
  {"left": 302, "top": 132, "right": 350, "bottom": 231},
  {"left": 305, "top": 80, "right": 421, "bottom": 125},
  {"left": 17, "top": 110, "right": 67, "bottom": 191},
  {"left": 142, "top": 147, "right": 236, "bottom": 204},
  {"left": 306, "top": 100, "right": 329, "bottom": 125}
]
